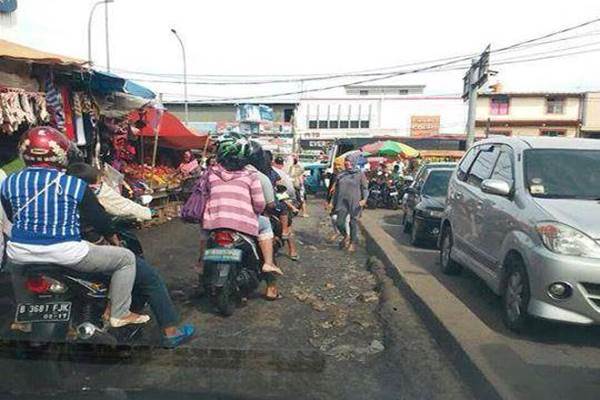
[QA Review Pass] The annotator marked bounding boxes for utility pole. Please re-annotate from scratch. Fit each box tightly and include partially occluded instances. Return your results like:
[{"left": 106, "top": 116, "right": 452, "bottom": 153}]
[
  {"left": 463, "top": 45, "right": 491, "bottom": 148},
  {"left": 104, "top": 0, "right": 111, "bottom": 72}
]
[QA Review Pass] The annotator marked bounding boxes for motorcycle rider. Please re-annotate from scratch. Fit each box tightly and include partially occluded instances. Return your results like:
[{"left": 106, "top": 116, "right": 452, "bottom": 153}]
[
  {"left": 197, "top": 134, "right": 281, "bottom": 279},
  {"left": 66, "top": 162, "right": 196, "bottom": 348},
  {"left": 246, "top": 142, "right": 284, "bottom": 300},
  {"left": 2, "top": 127, "right": 148, "bottom": 328},
  {"left": 264, "top": 151, "right": 299, "bottom": 261}
]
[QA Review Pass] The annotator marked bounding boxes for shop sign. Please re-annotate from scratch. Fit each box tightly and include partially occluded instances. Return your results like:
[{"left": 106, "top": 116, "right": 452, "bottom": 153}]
[
  {"left": 0, "top": 0, "right": 17, "bottom": 13},
  {"left": 411, "top": 115, "right": 440, "bottom": 137}
]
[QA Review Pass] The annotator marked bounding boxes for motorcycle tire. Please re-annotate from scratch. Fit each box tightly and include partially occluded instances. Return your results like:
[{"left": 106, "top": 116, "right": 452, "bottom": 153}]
[{"left": 216, "top": 283, "right": 235, "bottom": 317}]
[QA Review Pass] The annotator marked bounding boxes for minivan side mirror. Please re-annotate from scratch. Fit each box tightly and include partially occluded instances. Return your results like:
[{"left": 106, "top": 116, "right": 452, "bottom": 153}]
[{"left": 481, "top": 179, "right": 511, "bottom": 197}]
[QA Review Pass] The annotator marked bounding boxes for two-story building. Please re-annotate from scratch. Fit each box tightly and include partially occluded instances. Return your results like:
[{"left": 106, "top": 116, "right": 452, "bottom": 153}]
[
  {"left": 581, "top": 92, "right": 600, "bottom": 139},
  {"left": 475, "top": 92, "right": 585, "bottom": 137}
]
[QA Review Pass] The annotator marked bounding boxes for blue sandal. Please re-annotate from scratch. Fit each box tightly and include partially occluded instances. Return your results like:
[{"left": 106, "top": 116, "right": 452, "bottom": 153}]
[{"left": 162, "top": 324, "right": 196, "bottom": 349}]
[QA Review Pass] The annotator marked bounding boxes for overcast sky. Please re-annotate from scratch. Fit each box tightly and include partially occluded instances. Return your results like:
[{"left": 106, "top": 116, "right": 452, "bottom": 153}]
[{"left": 2, "top": 0, "right": 600, "bottom": 101}]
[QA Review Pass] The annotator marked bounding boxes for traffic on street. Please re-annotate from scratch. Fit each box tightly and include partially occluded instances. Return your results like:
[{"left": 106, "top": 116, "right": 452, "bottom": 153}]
[{"left": 1, "top": 1, "right": 600, "bottom": 399}]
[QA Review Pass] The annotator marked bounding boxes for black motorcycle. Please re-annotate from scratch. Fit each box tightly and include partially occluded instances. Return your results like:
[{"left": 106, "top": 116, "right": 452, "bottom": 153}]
[
  {"left": 366, "top": 179, "right": 383, "bottom": 209},
  {"left": 383, "top": 179, "right": 400, "bottom": 210},
  {"left": 8, "top": 223, "right": 145, "bottom": 346},
  {"left": 202, "top": 229, "right": 263, "bottom": 317}
]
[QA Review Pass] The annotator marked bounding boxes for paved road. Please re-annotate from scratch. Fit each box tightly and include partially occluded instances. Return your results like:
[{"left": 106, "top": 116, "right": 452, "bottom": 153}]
[
  {"left": 0, "top": 201, "right": 474, "bottom": 400},
  {"left": 370, "top": 208, "right": 600, "bottom": 400}
]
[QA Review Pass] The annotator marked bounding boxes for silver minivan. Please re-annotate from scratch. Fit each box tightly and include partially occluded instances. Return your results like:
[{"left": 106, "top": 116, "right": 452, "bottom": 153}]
[{"left": 440, "top": 136, "right": 600, "bottom": 332}]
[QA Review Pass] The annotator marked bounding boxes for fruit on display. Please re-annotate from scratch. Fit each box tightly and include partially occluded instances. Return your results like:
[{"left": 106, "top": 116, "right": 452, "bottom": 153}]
[{"left": 122, "top": 163, "right": 182, "bottom": 189}]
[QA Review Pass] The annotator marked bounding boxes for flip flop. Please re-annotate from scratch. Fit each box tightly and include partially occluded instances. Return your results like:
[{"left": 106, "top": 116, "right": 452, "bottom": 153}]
[
  {"left": 265, "top": 293, "right": 284, "bottom": 301},
  {"left": 162, "top": 324, "right": 196, "bottom": 349},
  {"left": 262, "top": 263, "right": 284, "bottom": 276},
  {"left": 290, "top": 254, "right": 300, "bottom": 261}
]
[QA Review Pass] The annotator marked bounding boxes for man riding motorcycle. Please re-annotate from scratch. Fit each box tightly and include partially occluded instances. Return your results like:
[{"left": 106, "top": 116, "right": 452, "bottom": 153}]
[
  {"left": 2, "top": 127, "right": 147, "bottom": 328},
  {"left": 66, "top": 162, "right": 196, "bottom": 347}
]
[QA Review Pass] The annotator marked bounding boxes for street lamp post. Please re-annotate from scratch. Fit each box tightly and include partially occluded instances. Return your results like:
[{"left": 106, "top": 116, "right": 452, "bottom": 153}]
[
  {"left": 87, "top": 0, "right": 114, "bottom": 68},
  {"left": 170, "top": 28, "right": 189, "bottom": 125}
]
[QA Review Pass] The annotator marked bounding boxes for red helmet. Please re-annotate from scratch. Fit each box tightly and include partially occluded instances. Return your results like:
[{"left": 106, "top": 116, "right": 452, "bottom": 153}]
[{"left": 19, "top": 126, "right": 71, "bottom": 168}]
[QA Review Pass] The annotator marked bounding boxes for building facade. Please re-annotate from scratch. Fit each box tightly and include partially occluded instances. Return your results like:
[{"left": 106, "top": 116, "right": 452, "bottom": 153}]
[
  {"left": 475, "top": 92, "right": 585, "bottom": 137},
  {"left": 295, "top": 84, "right": 467, "bottom": 140},
  {"left": 581, "top": 92, "right": 600, "bottom": 138}
]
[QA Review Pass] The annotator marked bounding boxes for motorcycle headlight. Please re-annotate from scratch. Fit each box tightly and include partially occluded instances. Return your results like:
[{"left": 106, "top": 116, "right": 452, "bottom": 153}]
[{"left": 536, "top": 222, "right": 600, "bottom": 258}]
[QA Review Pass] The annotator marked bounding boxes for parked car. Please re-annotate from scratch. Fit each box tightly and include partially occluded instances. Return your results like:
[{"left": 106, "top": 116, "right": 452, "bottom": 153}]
[
  {"left": 412, "top": 162, "right": 457, "bottom": 188},
  {"left": 440, "top": 136, "right": 600, "bottom": 332},
  {"left": 403, "top": 168, "right": 453, "bottom": 245}
]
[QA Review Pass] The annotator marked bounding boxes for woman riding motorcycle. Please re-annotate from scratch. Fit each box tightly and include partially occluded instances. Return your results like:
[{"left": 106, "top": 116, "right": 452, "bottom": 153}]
[
  {"left": 2, "top": 127, "right": 147, "bottom": 328},
  {"left": 196, "top": 134, "right": 282, "bottom": 280}
]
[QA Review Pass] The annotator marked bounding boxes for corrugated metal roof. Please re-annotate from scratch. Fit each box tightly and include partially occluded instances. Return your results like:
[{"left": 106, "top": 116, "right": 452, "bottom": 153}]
[{"left": 0, "top": 39, "right": 85, "bottom": 67}]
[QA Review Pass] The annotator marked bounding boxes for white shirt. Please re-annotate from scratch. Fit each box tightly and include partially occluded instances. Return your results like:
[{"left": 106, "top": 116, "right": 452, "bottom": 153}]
[{"left": 7, "top": 240, "right": 89, "bottom": 265}]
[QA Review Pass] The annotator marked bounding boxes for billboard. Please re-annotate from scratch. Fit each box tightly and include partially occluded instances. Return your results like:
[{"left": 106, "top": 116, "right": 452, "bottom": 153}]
[{"left": 410, "top": 116, "right": 440, "bottom": 137}]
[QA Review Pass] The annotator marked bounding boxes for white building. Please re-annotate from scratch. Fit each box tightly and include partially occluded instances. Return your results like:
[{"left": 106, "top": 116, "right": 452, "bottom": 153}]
[{"left": 296, "top": 84, "right": 467, "bottom": 140}]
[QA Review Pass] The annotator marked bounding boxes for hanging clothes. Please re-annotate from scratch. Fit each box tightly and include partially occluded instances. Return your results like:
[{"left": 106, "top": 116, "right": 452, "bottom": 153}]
[
  {"left": 60, "top": 87, "right": 75, "bottom": 140},
  {"left": 71, "top": 92, "right": 86, "bottom": 145},
  {"left": 44, "top": 74, "right": 65, "bottom": 132}
]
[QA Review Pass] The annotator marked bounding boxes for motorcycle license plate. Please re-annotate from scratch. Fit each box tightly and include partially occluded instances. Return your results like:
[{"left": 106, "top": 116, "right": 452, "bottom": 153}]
[
  {"left": 204, "top": 248, "right": 242, "bottom": 263},
  {"left": 371, "top": 190, "right": 381, "bottom": 194},
  {"left": 390, "top": 192, "right": 398, "bottom": 196},
  {"left": 15, "top": 302, "right": 71, "bottom": 323}
]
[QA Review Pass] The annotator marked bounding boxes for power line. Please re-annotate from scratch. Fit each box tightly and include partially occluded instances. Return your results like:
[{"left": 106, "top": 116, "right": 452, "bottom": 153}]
[{"left": 106, "top": 19, "right": 600, "bottom": 84}]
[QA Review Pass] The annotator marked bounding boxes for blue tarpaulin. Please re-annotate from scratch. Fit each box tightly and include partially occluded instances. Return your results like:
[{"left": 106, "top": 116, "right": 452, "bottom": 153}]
[{"left": 90, "top": 71, "right": 155, "bottom": 100}]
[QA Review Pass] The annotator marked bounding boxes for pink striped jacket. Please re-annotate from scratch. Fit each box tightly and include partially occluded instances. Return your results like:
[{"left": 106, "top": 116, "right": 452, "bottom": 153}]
[{"left": 202, "top": 164, "right": 266, "bottom": 236}]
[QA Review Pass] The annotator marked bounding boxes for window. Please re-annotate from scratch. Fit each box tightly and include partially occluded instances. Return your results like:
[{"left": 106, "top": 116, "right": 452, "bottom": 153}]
[
  {"left": 398, "top": 89, "right": 408, "bottom": 95},
  {"left": 318, "top": 121, "right": 328, "bottom": 129},
  {"left": 540, "top": 130, "right": 566, "bottom": 137},
  {"left": 329, "top": 121, "right": 339, "bottom": 129},
  {"left": 360, "top": 121, "right": 370, "bottom": 128},
  {"left": 490, "top": 96, "right": 509, "bottom": 115},
  {"left": 546, "top": 97, "right": 565, "bottom": 114},
  {"left": 359, "top": 90, "right": 369, "bottom": 96},
  {"left": 489, "top": 130, "right": 511, "bottom": 137},
  {"left": 491, "top": 149, "right": 514, "bottom": 186},
  {"left": 457, "top": 147, "right": 478, "bottom": 181},
  {"left": 467, "top": 146, "right": 500, "bottom": 186},
  {"left": 308, "top": 120, "right": 318, "bottom": 129},
  {"left": 283, "top": 109, "right": 294, "bottom": 122},
  {"left": 340, "top": 121, "right": 349, "bottom": 129},
  {"left": 350, "top": 120, "right": 359, "bottom": 128}
]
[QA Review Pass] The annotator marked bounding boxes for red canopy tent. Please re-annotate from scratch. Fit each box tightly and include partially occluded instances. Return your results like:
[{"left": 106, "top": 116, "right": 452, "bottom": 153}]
[{"left": 129, "top": 108, "right": 209, "bottom": 150}]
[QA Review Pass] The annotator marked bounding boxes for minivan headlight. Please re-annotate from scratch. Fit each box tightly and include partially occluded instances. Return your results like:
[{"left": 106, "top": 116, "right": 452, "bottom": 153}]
[{"left": 536, "top": 222, "right": 600, "bottom": 258}]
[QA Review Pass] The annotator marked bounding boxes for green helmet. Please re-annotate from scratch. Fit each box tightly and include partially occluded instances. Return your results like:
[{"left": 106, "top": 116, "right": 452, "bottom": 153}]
[{"left": 216, "top": 133, "right": 251, "bottom": 170}]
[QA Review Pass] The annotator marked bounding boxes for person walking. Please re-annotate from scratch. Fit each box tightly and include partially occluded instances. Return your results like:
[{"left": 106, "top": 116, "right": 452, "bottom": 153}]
[{"left": 332, "top": 152, "right": 369, "bottom": 253}]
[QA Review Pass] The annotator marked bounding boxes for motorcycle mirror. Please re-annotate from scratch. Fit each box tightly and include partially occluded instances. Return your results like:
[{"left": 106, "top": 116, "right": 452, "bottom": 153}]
[{"left": 140, "top": 194, "right": 153, "bottom": 206}]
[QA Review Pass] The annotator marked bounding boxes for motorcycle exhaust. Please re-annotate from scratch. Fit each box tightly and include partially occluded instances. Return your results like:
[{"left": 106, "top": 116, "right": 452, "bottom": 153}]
[{"left": 76, "top": 322, "right": 101, "bottom": 340}]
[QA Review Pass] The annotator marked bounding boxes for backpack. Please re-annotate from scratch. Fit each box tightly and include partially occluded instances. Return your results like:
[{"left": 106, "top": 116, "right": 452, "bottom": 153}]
[{"left": 180, "top": 169, "right": 211, "bottom": 224}]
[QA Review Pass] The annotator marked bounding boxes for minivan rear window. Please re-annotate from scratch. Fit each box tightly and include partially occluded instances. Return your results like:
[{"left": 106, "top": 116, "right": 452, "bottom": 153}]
[{"left": 524, "top": 149, "right": 600, "bottom": 199}]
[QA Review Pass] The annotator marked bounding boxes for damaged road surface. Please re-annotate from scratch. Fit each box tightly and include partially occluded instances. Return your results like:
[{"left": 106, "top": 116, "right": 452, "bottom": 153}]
[{"left": 0, "top": 200, "right": 474, "bottom": 399}]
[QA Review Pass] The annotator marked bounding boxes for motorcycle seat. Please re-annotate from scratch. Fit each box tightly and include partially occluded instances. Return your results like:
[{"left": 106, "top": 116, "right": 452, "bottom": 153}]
[{"left": 20, "top": 263, "right": 108, "bottom": 282}]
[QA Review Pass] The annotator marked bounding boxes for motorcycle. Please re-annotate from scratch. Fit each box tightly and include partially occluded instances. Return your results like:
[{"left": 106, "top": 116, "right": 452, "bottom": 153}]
[
  {"left": 366, "top": 178, "right": 383, "bottom": 209},
  {"left": 384, "top": 179, "right": 401, "bottom": 210},
  {"left": 8, "top": 222, "right": 148, "bottom": 346},
  {"left": 202, "top": 229, "right": 263, "bottom": 317}
]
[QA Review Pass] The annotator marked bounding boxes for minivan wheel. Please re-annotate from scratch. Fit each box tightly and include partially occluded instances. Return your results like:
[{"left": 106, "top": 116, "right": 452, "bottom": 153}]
[
  {"left": 440, "top": 227, "right": 462, "bottom": 275},
  {"left": 502, "top": 261, "right": 531, "bottom": 333}
]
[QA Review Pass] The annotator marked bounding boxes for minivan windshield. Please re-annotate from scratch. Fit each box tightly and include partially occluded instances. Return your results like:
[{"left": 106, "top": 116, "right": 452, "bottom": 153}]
[
  {"left": 422, "top": 170, "right": 453, "bottom": 197},
  {"left": 524, "top": 149, "right": 600, "bottom": 199}
]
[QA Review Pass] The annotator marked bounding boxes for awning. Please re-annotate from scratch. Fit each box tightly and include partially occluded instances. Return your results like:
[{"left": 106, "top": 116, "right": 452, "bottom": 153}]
[
  {"left": 0, "top": 39, "right": 85, "bottom": 67},
  {"left": 130, "top": 108, "right": 210, "bottom": 150},
  {"left": 90, "top": 71, "right": 155, "bottom": 100}
]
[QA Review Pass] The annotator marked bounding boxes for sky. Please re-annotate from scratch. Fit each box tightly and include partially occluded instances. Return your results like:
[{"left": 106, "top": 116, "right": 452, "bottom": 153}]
[{"left": 2, "top": 0, "right": 600, "bottom": 101}]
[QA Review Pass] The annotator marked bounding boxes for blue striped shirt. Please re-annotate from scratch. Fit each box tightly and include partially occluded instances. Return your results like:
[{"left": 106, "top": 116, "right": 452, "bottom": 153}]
[{"left": 1, "top": 167, "right": 87, "bottom": 245}]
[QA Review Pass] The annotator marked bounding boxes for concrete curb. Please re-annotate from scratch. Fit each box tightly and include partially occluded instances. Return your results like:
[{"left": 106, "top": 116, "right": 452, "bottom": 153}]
[{"left": 360, "top": 214, "right": 516, "bottom": 400}]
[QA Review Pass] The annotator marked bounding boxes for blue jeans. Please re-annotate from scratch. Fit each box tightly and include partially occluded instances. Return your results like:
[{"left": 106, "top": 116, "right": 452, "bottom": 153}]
[{"left": 130, "top": 257, "right": 179, "bottom": 330}]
